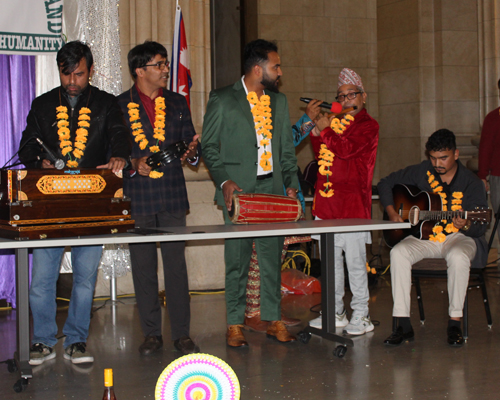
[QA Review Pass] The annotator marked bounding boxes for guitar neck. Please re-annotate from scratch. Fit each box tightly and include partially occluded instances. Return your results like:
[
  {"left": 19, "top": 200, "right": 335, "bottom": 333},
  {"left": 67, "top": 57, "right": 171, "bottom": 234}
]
[{"left": 419, "top": 210, "right": 467, "bottom": 221}]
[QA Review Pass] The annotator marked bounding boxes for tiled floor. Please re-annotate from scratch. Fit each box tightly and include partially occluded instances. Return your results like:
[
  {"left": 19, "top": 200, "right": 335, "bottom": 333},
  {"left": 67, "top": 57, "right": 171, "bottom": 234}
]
[{"left": 1, "top": 266, "right": 500, "bottom": 399}]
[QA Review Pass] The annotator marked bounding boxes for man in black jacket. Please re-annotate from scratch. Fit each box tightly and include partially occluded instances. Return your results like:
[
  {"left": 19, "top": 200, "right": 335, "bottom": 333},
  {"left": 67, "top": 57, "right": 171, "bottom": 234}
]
[
  {"left": 19, "top": 41, "right": 131, "bottom": 365},
  {"left": 378, "top": 129, "right": 488, "bottom": 347}
]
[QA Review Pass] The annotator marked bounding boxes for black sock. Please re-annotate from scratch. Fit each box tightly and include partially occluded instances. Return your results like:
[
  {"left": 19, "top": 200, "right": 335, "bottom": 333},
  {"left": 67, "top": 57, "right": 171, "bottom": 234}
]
[
  {"left": 398, "top": 317, "right": 412, "bottom": 333},
  {"left": 448, "top": 319, "right": 461, "bottom": 329}
]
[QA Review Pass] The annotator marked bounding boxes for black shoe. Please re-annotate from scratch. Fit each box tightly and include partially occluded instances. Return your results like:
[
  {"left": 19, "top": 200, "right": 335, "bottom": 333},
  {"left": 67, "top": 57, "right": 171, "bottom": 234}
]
[
  {"left": 384, "top": 326, "right": 415, "bottom": 346},
  {"left": 447, "top": 326, "right": 464, "bottom": 347},
  {"left": 174, "top": 336, "right": 200, "bottom": 355},
  {"left": 139, "top": 335, "right": 163, "bottom": 355}
]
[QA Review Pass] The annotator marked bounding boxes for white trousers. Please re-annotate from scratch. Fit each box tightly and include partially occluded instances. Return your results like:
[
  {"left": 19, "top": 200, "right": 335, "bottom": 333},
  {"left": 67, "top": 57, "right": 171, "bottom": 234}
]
[
  {"left": 390, "top": 233, "right": 476, "bottom": 318},
  {"left": 313, "top": 220, "right": 371, "bottom": 317}
]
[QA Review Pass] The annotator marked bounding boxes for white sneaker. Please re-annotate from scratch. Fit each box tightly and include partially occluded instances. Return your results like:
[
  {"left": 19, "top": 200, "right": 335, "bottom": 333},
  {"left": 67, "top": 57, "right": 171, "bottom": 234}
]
[
  {"left": 29, "top": 343, "right": 56, "bottom": 365},
  {"left": 63, "top": 342, "right": 94, "bottom": 364},
  {"left": 336, "top": 309, "right": 349, "bottom": 327},
  {"left": 309, "top": 309, "right": 349, "bottom": 329},
  {"left": 343, "top": 315, "right": 374, "bottom": 335}
]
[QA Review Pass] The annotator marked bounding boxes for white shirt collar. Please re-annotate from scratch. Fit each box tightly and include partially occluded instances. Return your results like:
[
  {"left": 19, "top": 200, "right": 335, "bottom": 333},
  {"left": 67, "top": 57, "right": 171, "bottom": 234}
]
[{"left": 241, "top": 75, "right": 265, "bottom": 96}]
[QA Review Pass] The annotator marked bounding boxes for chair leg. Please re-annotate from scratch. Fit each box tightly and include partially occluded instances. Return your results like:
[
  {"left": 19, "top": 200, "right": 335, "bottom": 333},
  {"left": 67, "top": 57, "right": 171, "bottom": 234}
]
[
  {"left": 414, "top": 277, "right": 425, "bottom": 324},
  {"left": 463, "top": 293, "right": 468, "bottom": 340},
  {"left": 477, "top": 271, "right": 493, "bottom": 328}
]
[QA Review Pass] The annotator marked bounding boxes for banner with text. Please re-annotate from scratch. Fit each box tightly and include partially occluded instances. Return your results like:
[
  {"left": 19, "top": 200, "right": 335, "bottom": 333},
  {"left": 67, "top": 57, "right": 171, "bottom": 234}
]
[{"left": 0, "top": 0, "right": 63, "bottom": 55}]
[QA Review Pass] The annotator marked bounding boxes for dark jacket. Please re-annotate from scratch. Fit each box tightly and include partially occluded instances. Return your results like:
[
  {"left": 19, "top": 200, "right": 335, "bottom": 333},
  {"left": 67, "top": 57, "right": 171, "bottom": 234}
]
[
  {"left": 19, "top": 85, "right": 131, "bottom": 169},
  {"left": 117, "top": 86, "right": 198, "bottom": 216},
  {"left": 378, "top": 159, "right": 489, "bottom": 269}
]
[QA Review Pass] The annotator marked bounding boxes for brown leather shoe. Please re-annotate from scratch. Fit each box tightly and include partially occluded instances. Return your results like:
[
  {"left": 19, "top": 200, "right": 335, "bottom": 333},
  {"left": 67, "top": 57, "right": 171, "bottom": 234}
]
[
  {"left": 226, "top": 325, "right": 249, "bottom": 347},
  {"left": 139, "top": 335, "right": 163, "bottom": 355},
  {"left": 244, "top": 313, "right": 269, "bottom": 332},
  {"left": 281, "top": 314, "right": 301, "bottom": 327},
  {"left": 266, "top": 321, "right": 297, "bottom": 343}
]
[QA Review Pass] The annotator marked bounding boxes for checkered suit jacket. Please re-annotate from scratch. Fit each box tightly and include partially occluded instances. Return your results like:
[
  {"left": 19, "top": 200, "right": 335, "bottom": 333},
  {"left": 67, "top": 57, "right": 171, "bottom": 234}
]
[{"left": 117, "top": 85, "right": 197, "bottom": 216}]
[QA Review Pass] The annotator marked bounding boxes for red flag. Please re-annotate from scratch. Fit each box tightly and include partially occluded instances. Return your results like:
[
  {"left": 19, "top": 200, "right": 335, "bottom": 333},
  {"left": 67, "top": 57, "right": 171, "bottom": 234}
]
[{"left": 169, "top": 5, "right": 192, "bottom": 108}]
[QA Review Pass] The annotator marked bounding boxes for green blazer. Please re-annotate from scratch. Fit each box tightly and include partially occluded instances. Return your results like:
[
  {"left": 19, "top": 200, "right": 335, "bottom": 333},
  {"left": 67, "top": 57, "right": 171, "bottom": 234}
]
[{"left": 201, "top": 79, "right": 299, "bottom": 206}]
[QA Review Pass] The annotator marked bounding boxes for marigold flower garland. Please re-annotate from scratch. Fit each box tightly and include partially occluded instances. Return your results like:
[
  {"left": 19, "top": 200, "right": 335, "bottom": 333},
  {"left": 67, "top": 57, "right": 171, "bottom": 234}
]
[
  {"left": 317, "top": 114, "right": 355, "bottom": 198},
  {"left": 330, "top": 114, "right": 354, "bottom": 134},
  {"left": 247, "top": 92, "right": 273, "bottom": 171},
  {"left": 56, "top": 105, "right": 90, "bottom": 168},
  {"left": 127, "top": 97, "right": 166, "bottom": 179},
  {"left": 427, "top": 171, "right": 463, "bottom": 242},
  {"left": 318, "top": 144, "right": 334, "bottom": 197}
]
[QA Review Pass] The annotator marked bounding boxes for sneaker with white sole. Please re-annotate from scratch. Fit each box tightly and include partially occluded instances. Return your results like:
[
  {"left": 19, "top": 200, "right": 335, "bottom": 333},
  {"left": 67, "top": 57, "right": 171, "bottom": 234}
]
[
  {"left": 336, "top": 309, "right": 349, "bottom": 327},
  {"left": 63, "top": 342, "right": 94, "bottom": 364},
  {"left": 343, "top": 315, "right": 374, "bottom": 335},
  {"left": 29, "top": 343, "right": 56, "bottom": 365},
  {"left": 309, "top": 309, "right": 349, "bottom": 329}
]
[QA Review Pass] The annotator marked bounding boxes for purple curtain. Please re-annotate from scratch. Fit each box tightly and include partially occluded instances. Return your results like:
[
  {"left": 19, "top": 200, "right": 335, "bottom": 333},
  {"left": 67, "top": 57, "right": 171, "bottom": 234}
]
[{"left": 0, "top": 55, "right": 36, "bottom": 308}]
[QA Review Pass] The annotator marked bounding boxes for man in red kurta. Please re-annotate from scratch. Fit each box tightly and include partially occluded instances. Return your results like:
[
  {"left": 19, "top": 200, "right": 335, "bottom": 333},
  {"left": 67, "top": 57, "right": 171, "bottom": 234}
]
[
  {"left": 478, "top": 78, "right": 500, "bottom": 244},
  {"left": 308, "top": 68, "right": 379, "bottom": 335}
]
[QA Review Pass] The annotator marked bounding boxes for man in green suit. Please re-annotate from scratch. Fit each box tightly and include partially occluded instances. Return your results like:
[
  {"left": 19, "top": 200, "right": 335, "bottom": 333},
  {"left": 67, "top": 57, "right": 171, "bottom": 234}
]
[{"left": 202, "top": 39, "right": 300, "bottom": 347}]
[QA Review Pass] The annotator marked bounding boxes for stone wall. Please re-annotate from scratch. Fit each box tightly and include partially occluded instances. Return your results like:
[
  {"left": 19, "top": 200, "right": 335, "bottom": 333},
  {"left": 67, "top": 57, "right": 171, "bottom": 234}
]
[{"left": 96, "top": 0, "right": 500, "bottom": 295}]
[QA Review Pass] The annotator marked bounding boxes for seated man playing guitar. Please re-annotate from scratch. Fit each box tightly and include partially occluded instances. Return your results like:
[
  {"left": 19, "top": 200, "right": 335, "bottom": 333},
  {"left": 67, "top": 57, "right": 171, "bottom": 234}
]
[{"left": 378, "top": 129, "right": 488, "bottom": 347}]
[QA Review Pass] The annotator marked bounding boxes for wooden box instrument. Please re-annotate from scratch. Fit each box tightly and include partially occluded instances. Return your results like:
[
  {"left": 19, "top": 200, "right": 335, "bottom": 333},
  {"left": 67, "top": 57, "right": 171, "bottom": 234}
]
[{"left": 0, "top": 169, "right": 135, "bottom": 240}]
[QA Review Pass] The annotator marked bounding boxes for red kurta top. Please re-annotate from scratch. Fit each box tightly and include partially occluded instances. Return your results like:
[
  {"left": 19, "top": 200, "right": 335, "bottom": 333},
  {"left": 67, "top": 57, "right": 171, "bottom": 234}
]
[
  {"left": 311, "top": 108, "right": 379, "bottom": 220},
  {"left": 478, "top": 106, "right": 500, "bottom": 180}
]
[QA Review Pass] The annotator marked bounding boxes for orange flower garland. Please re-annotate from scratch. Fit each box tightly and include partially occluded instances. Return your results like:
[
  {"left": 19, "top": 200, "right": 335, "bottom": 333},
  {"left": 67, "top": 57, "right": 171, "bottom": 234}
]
[
  {"left": 330, "top": 114, "right": 354, "bottom": 134},
  {"left": 247, "top": 92, "right": 273, "bottom": 172},
  {"left": 427, "top": 171, "right": 462, "bottom": 242},
  {"left": 127, "top": 102, "right": 148, "bottom": 150},
  {"left": 56, "top": 106, "right": 90, "bottom": 168},
  {"left": 127, "top": 97, "right": 166, "bottom": 179},
  {"left": 318, "top": 144, "right": 334, "bottom": 197},
  {"left": 316, "top": 114, "right": 355, "bottom": 198}
]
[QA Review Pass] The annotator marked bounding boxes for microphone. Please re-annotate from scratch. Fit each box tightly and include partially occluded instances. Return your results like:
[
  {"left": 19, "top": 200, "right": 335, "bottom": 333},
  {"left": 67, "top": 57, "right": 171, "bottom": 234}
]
[
  {"left": 299, "top": 97, "right": 356, "bottom": 116},
  {"left": 300, "top": 97, "right": 340, "bottom": 112},
  {"left": 35, "top": 138, "right": 65, "bottom": 170}
]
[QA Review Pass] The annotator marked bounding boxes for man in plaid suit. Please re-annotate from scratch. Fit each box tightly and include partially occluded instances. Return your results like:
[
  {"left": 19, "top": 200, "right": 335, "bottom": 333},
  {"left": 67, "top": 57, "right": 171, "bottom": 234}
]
[{"left": 117, "top": 41, "right": 200, "bottom": 356}]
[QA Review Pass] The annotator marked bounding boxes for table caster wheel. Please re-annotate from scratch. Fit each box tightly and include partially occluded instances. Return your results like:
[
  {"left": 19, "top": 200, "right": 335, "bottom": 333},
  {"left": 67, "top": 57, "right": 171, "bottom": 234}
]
[
  {"left": 297, "top": 330, "right": 312, "bottom": 344},
  {"left": 7, "top": 359, "right": 18, "bottom": 373},
  {"left": 333, "top": 345, "right": 347, "bottom": 358},
  {"left": 13, "top": 378, "right": 28, "bottom": 393}
]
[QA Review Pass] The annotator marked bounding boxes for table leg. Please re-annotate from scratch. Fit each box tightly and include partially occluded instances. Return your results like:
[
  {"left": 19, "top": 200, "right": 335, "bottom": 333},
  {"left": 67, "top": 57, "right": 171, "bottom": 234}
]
[
  {"left": 15, "top": 248, "right": 33, "bottom": 379},
  {"left": 307, "top": 232, "right": 354, "bottom": 347},
  {"left": 110, "top": 275, "right": 117, "bottom": 302}
]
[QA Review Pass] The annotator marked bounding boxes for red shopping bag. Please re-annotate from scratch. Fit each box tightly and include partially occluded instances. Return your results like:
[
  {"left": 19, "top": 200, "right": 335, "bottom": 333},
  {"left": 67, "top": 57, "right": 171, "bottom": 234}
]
[{"left": 281, "top": 268, "right": 321, "bottom": 295}]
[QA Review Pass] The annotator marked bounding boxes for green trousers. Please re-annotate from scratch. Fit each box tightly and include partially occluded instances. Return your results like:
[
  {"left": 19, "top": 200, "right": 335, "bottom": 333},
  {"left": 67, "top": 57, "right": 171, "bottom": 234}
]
[{"left": 224, "top": 177, "right": 284, "bottom": 325}]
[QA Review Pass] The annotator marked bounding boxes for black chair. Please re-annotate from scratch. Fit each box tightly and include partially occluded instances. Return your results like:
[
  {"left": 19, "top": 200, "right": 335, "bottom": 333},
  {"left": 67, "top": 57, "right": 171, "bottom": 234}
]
[{"left": 410, "top": 205, "right": 500, "bottom": 340}]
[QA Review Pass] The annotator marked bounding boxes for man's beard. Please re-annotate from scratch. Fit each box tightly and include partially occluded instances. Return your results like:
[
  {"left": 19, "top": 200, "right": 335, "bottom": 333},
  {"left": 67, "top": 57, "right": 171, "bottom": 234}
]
[{"left": 261, "top": 74, "right": 280, "bottom": 93}]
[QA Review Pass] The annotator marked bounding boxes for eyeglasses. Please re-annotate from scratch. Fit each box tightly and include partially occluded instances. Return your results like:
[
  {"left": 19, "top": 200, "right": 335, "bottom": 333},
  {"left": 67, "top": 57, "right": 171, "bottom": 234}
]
[
  {"left": 335, "top": 91, "right": 363, "bottom": 102},
  {"left": 143, "top": 61, "right": 170, "bottom": 70}
]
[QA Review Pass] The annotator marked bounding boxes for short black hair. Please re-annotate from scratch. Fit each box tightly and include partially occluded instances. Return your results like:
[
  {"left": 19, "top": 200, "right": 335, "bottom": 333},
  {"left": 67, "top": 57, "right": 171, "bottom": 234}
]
[
  {"left": 128, "top": 41, "right": 168, "bottom": 79},
  {"left": 56, "top": 41, "right": 93, "bottom": 74},
  {"left": 243, "top": 39, "right": 278, "bottom": 74},
  {"left": 425, "top": 128, "right": 457, "bottom": 152}
]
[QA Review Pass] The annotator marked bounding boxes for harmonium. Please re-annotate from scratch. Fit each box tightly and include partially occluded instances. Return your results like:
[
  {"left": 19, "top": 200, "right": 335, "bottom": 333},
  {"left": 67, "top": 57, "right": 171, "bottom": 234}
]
[{"left": 0, "top": 169, "right": 135, "bottom": 240}]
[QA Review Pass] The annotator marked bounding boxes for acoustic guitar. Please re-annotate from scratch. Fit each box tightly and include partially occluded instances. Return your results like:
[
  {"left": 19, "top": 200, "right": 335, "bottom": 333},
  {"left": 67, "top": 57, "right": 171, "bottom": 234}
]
[{"left": 383, "top": 184, "right": 491, "bottom": 248}]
